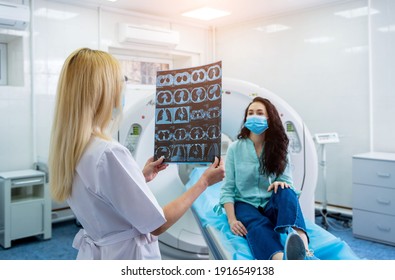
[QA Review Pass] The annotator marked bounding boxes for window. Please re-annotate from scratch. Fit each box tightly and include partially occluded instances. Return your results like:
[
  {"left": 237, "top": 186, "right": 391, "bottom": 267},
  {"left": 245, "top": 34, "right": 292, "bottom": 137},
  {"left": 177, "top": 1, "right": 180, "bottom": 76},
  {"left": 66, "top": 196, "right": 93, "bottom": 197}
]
[{"left": 114, "top": 55, "right": 171, "bottom": 87}]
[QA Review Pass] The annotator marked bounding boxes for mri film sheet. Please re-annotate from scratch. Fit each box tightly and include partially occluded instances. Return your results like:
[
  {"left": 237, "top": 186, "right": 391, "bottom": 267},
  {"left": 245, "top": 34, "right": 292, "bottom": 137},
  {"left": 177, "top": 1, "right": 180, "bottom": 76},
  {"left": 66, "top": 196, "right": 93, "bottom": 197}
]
[{"left": 154, "top": 61, "right": 222, "bottom": 163}]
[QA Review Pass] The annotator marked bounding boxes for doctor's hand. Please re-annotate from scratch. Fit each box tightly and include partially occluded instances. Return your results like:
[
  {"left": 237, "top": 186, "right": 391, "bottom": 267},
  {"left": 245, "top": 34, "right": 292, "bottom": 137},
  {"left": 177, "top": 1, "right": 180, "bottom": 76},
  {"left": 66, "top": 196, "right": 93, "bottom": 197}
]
[
  {"left": 230, "top": 220, "right": 248, "bottom": 236},
  {"left": 200, "top": 157, "right": 225, "bottom": 187},
  {"left": 267, "top": 181, "right": 290, "bottom": 194},
  {"left": 143, "top": 156, "right": 169, "bottom": 183}
]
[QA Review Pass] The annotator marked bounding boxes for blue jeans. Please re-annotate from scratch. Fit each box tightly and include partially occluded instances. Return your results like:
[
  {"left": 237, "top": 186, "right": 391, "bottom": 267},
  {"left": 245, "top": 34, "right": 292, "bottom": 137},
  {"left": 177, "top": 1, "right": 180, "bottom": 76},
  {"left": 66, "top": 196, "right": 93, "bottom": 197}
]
[{"left": 234, "top": 188, "right": 308, "bottom": 260}]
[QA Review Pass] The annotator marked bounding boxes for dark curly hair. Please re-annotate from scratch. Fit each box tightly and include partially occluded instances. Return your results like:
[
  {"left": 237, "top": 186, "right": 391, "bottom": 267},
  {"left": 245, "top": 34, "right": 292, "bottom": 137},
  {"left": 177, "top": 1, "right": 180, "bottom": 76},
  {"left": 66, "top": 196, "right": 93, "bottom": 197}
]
[{"left": 237, "top": 97, "right": 289, "bottom": 177}]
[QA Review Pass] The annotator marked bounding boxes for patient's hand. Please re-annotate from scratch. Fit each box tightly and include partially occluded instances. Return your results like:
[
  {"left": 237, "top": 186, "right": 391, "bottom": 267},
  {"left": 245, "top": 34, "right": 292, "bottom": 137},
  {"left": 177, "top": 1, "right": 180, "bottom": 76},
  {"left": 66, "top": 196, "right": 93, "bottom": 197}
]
[
  {"left": 230, "top": 220, "right": 247, "bottom": 236},
  {"left": 267, "top": 181, "right": 290, "bottom": 194}
]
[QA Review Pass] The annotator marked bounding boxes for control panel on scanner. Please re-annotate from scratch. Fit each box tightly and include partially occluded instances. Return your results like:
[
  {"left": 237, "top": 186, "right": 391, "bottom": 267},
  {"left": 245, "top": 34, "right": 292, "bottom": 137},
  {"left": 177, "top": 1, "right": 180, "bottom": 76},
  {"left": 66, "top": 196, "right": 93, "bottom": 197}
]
[
  {"left": 124, "top": 124, "right": 142, "bottom": 156},
  {"left": 285, "top": 121, "right": 301, "bottom": 153}
]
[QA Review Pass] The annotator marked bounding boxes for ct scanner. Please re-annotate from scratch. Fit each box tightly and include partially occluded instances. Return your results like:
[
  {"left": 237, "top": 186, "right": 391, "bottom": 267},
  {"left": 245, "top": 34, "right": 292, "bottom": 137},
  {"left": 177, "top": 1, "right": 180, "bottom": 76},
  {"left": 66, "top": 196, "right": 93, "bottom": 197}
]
[{"left": 118, "top": 77, "right": 319, "bottom": 260}]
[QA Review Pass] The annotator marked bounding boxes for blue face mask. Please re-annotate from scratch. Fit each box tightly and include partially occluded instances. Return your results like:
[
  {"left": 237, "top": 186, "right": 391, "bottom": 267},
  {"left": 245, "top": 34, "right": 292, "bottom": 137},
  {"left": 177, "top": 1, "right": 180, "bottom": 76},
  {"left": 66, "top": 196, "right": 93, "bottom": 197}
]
[
  {"left": 112, "top": 96, "right": 125, "bottom": 120},
  {"left": 244, "top": 115, "right": 268, "bottom": 135},
  {"left": 122, "top": 91, "right": 125, "bottom": 108}
]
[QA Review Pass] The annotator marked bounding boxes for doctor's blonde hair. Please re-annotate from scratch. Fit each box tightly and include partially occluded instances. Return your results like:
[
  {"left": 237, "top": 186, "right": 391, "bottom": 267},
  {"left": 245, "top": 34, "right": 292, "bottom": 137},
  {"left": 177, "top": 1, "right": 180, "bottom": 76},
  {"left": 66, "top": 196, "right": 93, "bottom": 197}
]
[{"left": 49, "top": 48, "right": 123, "bottom": 202}]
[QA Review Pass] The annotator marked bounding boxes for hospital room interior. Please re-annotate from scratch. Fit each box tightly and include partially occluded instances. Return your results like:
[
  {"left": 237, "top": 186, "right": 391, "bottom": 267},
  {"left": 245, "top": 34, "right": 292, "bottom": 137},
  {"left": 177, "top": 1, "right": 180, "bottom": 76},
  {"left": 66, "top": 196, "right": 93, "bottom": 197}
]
[{"left": 0, "top": 0, "right": 394, "bottom": 260}]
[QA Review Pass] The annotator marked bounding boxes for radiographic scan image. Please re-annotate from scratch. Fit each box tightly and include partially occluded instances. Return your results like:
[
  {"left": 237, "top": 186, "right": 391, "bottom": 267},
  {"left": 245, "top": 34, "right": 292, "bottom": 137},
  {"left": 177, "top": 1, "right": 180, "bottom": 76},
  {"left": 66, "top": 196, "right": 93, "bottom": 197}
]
[{"left": 154, "top": 61, "right": 222, "bottom": 163}]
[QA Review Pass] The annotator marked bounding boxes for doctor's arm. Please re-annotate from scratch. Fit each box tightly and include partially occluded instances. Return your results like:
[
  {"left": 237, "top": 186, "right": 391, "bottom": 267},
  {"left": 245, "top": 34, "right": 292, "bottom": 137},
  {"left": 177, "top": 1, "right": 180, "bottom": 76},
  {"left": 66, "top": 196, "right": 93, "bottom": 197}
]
[
  {"left": 151, "top": 157, "right": 225, "bottom": 236},
  {"left": 142, "top": 156, "right": 169, "bottom": 182}
]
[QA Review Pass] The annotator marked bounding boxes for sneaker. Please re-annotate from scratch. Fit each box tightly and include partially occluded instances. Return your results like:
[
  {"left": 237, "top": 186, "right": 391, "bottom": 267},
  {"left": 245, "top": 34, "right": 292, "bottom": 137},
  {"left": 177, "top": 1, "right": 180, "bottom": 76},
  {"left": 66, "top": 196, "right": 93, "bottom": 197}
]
[
  {"left": 305, "top": 249, "right": 319, "bottom": 260},
  {"left": 283, "top": 229, "right": 306, "bottom": 260}
]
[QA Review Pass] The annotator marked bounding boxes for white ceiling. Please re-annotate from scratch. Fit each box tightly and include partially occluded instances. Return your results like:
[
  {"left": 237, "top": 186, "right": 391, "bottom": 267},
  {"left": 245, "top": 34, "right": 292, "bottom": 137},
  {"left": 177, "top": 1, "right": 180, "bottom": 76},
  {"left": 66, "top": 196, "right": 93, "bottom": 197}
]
[{"left": 50, "top": 0, "right": 344, "bottom": 26}]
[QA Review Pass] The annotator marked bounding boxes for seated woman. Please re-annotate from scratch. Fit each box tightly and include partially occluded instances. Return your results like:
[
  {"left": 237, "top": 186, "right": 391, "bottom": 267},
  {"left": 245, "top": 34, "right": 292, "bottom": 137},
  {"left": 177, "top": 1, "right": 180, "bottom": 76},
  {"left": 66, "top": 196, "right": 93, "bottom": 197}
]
[
  {"left": 187, "top": 166, "right": 359, "bottom": 260},
  {"left": 219, "top": 96, "right": 317, "bottom": 260}
]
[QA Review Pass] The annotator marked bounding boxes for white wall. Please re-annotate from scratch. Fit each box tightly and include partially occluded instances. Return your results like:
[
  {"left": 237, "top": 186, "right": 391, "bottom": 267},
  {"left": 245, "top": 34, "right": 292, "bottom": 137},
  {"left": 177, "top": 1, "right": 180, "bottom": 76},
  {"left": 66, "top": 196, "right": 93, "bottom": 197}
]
[
  {"left": 215, "top": 0, "right": 371, "bottom": 209},
  {"left": 0, "top": 0, "right": 212, "bottom": 172},
  {"left": 0, "top": 30, "right": 32, "bottom": 171},
  {"left": 370, "top": 0, "right": 395, "bottom": 152}
]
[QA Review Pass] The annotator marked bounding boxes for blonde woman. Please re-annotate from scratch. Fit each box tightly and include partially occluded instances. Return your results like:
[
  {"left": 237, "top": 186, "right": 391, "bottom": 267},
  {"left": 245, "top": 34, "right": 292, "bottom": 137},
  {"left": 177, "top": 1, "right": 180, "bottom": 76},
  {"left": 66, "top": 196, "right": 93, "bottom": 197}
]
[{"left": 49, "top": 48, "right": 224, "bottom": 260}]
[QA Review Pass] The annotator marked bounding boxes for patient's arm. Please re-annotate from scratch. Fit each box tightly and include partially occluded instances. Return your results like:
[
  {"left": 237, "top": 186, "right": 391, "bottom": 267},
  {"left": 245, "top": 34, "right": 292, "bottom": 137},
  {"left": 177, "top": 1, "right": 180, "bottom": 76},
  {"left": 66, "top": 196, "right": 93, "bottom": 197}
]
[{"left": 224, "top": 203, "right": 247, "bottom": 236}]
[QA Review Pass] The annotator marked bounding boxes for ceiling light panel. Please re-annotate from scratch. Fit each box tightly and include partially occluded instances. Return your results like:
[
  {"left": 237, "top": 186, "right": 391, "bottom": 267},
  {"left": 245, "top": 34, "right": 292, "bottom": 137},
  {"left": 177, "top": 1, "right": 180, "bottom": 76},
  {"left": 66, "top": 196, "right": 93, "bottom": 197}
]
[{"left": 182, "top": 7, "right": 231, "bottom": 21}]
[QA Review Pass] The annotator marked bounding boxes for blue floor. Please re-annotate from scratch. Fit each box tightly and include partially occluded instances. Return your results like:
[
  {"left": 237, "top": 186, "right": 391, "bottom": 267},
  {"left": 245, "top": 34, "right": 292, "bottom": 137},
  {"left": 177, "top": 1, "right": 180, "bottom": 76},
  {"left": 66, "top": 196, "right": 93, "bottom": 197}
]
[
  {"left": 0, "top": 215, "right": 394, "bottom": 260},
  {"left": 316, "top": 214, "right": 395, "bottom": 260},
  {"left": 0, "top": 220, "right": 79, "bottom": 260}
]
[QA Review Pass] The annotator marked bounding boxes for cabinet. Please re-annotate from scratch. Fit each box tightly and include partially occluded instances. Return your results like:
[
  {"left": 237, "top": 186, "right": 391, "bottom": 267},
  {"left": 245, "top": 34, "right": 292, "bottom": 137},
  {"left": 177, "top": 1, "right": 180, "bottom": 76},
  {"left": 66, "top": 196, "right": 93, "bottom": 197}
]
[
  {"left": 0, "top": 170, "right": 51, "bottom": 248},
  {"left": 352, "top": 152, "right": 395, "bottom": 246}
]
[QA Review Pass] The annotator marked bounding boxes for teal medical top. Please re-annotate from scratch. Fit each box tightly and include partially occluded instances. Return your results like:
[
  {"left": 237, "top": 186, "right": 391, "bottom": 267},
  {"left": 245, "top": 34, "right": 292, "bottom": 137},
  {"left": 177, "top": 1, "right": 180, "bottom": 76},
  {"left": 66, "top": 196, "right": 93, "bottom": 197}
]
[{"left": 220, "top": 138, "right": 297, "bottom": 210}]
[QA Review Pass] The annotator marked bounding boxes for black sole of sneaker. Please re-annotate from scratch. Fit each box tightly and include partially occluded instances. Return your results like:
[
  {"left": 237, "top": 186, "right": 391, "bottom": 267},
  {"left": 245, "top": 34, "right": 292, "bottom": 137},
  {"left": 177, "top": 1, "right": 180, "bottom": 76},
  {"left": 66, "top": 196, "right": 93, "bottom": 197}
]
[{"left": 284, "top": 233, "right": 306, "bottom": 260}]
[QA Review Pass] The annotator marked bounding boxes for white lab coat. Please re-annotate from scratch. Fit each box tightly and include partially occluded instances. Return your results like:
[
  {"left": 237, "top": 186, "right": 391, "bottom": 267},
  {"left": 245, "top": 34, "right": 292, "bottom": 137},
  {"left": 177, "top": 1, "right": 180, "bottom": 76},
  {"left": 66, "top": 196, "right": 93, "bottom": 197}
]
[{"left": 67, "top": 136, "right": 166, "bottom": 260}]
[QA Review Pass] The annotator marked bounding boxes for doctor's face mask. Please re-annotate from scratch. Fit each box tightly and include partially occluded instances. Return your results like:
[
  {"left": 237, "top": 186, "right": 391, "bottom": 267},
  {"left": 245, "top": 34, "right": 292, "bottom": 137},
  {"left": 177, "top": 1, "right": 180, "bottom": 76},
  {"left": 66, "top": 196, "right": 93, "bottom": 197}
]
[{"left": 112, "top": 77, "right": 127, "bottom": 118}]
